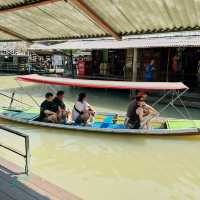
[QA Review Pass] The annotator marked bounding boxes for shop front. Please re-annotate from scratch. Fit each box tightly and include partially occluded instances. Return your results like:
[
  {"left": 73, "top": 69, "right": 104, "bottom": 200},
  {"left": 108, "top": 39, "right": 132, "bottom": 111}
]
[
  {"left": 70, "top": 49, "right": 133, "bottom": 81},
  {"left": 137, "top": 47, "right": 200, "bottom": 90},
  {"left": 28, "top": 51, "right": 65, "bottom": 74}
]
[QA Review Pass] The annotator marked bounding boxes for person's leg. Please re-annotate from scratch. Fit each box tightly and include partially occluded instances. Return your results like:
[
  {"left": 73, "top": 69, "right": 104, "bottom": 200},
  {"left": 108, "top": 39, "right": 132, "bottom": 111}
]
[
  {"left": 66, "top": 110, "right": 72, "bottom": 123},
  {"left": 57, "top": 111, "right": 63, "bottom": 123},
  {"left": 140, "top": 115, "right": 150, "bottom": 129},
  {"left": 47, "top": 114, "right": 58, "bottom": 123},
  {"left": 75, "top": 115, "right": 83, "bottom": 124},
  {"left": 139, "top": 120, "right": 147, "bottom": 129},
  {"left": 80, "top": 112, "right": 90, "bottom": 124},
  {"left": 57, "top": 110, "right": 67, "bottom": 124},
  {"left": 88, "top": 110, "right": 95, "bottom": 123},
  {"left": 142, "top": 113, "right": 157, "bottom": 129},
  {"left": 145, "top": 119, "right": 151, "bottom": 129}
]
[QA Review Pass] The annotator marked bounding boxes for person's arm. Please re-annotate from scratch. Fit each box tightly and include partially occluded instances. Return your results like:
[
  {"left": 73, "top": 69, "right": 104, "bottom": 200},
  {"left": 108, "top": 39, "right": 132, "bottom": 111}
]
[
  {"left": 61, "top": 102, "right": 66, "bottom": 111},
  {"left": 44, "top": 110, "right": 56, "bottom": 115},
  {"left": 124, "top": 117, "right": 129, "bottom": 125},
  {"left": 88, "top": 105, "right": 94, "bottom": 111},
  {"left": 136, "top": 107, "right": 144, "bottom": 122},
  {"left": 145, "top": 104, "right": 159, "bottom": 115},
  {"left": 86, "top": 102, "right": 95, "bottom": 112}
]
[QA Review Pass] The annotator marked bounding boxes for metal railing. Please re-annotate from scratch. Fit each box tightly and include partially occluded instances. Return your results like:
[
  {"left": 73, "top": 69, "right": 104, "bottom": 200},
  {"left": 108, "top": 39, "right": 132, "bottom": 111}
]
[{"left": 0, "top": 125, "right": 30, "bottom": 175}]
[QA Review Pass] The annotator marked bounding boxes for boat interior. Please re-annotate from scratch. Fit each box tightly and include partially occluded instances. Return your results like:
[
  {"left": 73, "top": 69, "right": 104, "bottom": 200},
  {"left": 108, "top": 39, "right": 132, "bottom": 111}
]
[{"left": 0, "top": 107, "right": 200, "bottom": 130}]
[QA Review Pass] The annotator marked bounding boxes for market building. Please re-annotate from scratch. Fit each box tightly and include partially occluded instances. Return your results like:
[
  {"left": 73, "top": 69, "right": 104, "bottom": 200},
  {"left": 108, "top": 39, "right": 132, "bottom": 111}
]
[
  {"left": 0, "top": 0, "right": 199, "bottom": 91},
  {"left": 31, "top": 33, "right": 200, "bottom": 91}
]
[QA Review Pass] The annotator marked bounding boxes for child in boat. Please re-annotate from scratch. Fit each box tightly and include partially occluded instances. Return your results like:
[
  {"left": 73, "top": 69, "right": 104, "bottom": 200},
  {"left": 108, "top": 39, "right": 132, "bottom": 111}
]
[
  {"left": 53, "top": 90, "right": 72, "bottom": 124},
  {"left": 136, "top": 99, "right": 159, "bottom": 129},
  {"left": 40, "top": 92, "right": 58, "bottom": 123},
  {"left": 72, "top": 93, "right": 95, "bottom": 125}
]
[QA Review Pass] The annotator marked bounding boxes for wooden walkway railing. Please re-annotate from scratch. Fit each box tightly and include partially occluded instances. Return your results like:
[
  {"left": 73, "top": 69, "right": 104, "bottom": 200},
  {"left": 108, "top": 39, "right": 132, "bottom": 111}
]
[{"left": 0, "top": 125, "right": 30, "bottom": 175}]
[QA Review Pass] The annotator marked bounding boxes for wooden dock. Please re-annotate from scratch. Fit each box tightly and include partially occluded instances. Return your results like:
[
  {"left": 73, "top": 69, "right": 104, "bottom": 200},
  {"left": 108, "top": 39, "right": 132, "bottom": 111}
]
[{"left": 0, "top": 157, "right": 82, "bottom": 200}]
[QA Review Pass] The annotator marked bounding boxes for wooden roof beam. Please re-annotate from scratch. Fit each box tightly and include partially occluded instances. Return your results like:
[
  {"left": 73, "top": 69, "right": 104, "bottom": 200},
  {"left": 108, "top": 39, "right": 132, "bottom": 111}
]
[
  {"left": 0, "top": 0, "right": 62, "bottom": 13},
  {"left": 0, "top": 25, "right": 32, "bottom": 42},
  {"left": 67, "top": 0, "right": 121, "bottom": 40}
]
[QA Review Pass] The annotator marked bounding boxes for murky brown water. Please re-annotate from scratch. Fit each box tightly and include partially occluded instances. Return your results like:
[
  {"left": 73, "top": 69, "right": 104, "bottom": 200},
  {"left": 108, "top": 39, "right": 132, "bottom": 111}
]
[{"left": 0, "top": 75, "right": 200, "bottom": 200}]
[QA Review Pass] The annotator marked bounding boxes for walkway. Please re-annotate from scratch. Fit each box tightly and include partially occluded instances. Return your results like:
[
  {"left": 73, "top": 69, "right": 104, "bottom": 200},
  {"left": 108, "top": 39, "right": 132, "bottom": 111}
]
[{"left": 0, "top": 157, "right": 82, "bottom": 200}]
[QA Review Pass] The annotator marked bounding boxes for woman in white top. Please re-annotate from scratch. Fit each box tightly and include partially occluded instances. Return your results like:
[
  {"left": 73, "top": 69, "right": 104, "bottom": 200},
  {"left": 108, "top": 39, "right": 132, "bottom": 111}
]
[{"left": 72, "top": 93, "right": 95, "bottom": 125}]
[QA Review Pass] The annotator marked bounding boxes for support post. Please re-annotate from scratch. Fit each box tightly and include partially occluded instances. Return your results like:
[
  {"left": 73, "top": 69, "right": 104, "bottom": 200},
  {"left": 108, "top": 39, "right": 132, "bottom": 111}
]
[
  {"left": 70, "top": 50, "right": 75, "bottom": 79},
  {"left": 166, "top": 48, "right": 170, "bottom": 82},
  {"left": 132, "top": 48, "right": 138, "bottom": 81},
  {"left": 25, "top": 135, "right": 30, "bottom": 175},
  {"left": 130, "top": 48, "right": 138, "bottom": 96},
  {"left": 9, "top": 91, "right": 15, "bottom": 109}
]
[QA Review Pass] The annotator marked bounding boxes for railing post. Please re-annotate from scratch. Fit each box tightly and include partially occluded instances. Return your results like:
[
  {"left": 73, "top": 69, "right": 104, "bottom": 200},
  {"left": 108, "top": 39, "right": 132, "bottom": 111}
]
[
  {"left": 25, "top": 135, "right": 30, "bottom": 175},
  {"left": 0, "top": 125, "right": 31, "bottom": 176}
]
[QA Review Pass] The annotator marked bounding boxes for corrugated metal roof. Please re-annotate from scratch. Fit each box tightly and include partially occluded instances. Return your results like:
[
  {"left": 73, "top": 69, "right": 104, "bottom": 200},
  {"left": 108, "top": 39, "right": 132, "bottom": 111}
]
[
  {"left": 81, "top": 0, "right": 200, "bottom": 34},
  {"left": 0, "top": 0, "right": 200, "bottom": 41},
  {"left": 0, "top": 0, "right": 26, "bottom": 8},
  {"left": 0, "top": 31, "right": 17, "bottom": 41},
  {"left": 29, "top": 31, "right": 200, "bottom": 50}
]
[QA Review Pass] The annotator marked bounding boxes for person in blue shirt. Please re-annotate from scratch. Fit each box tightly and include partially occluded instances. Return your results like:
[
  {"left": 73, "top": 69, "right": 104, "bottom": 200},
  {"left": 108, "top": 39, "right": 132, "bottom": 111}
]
[{"left": 144, "top": 59, "right": 155, "bottom": 81}]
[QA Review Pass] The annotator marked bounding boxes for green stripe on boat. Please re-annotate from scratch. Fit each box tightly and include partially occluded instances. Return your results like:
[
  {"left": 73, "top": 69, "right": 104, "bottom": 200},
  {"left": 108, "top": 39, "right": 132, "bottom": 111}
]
[{"left": 166, "top": 120, "right": 200, "bottom": 129}]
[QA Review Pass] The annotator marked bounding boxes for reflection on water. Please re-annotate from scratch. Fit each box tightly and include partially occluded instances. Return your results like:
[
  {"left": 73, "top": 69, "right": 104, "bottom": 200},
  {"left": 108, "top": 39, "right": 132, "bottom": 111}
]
[{"left": 0, "top": 76, "right": 200, "bottom": 200}]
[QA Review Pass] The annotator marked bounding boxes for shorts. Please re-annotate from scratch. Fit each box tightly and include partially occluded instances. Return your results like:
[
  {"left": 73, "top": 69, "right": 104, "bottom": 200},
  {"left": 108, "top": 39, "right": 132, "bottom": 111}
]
[
  {"left": 75, "top": 115, "right": 84, "bottom": 124},
  {"left": 126, "top": 120, "right": 140, "bottom": 129},
  {"left": 42, "top": 117, "right": 53, "bottom": 123}
]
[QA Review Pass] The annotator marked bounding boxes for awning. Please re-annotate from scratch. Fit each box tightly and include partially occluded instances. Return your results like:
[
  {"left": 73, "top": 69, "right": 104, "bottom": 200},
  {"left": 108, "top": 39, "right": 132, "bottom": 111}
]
[
  {"left": 28, "top": 31, "right": 200, "bottom": 50},
  {"left": 28, "top": 43, "right": 48, "bottom": 50},
  {"left": 16, "top": 74, "right": 188, "bottom": 90}
]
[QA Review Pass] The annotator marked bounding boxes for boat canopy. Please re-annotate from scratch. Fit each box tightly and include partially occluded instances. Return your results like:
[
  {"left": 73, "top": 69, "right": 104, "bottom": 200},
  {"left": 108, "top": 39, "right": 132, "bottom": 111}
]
[{"left": 16, "top": 74, "right": 188, "bottom": 91}]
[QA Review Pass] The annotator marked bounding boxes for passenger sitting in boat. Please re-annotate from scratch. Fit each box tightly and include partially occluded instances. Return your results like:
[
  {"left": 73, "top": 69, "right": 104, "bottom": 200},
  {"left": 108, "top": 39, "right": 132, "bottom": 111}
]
[
  {"left": 40, "top": 92, "right": 58, "bottom": 123},
  {"left": 72, "top": 93, "right": 95, "bottom": 125},
  {"left": 136, "top": 98, "right": 159, "bottom": 129},
  {"left": 53, "top": 90, "right": 72, "bottom": 124},
  {"left": 125, "top": 95, "right": 143, "bottom": 129}
]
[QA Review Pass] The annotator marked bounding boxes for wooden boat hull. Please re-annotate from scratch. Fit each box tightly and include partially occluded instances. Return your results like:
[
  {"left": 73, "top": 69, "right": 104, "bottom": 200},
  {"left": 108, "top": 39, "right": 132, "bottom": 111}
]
[{"left": 0, "top": 108, "right": 199, "bottom": 136}]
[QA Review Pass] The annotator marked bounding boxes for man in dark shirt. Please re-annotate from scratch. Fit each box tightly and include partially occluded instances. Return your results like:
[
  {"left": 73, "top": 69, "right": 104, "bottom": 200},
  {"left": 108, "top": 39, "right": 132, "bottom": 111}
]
[
  {"left": 53, "top": 91, "right": 66, "bottom": 109},
  {"left": 40, "top": 92, "right": 58, "bottom": 123},
  {"left": 53, "top": 90, "right": 72, "bottom": 124}
]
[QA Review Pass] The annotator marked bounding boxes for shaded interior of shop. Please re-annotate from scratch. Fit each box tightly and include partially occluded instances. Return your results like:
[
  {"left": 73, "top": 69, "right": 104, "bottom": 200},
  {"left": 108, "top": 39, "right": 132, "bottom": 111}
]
[
  {"left": 139, "top": 48, "right": 200, "bottom": 90},
  {"left": 0, "top": 55, "right": 28, "bottom": 72},
  {"left": 66, "top": 48, "right": 200, "bottom": 91},
  {"left": 28, "top": 51, "right": 65, "bottom": 74}
]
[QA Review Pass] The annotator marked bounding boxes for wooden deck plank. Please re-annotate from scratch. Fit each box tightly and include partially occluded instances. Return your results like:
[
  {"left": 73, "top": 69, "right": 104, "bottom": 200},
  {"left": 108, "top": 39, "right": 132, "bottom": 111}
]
[
  {"left": 19, "top": 179, "right": 61, "bottom": 200},
  {"left": 0, "top": 173, "right": 52, "bottom": 200},
  {"left": 0, "top": 177, "right": 40, "bottom": 200},
  {"left": 0, "top": 163, "right": 56, "bottom": 200},
  {"left": 0, "top": 190, "right": 14, "bottom": 200},
  {"left": 0, "top": 157, "right": 82, "bottom": 200}
]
